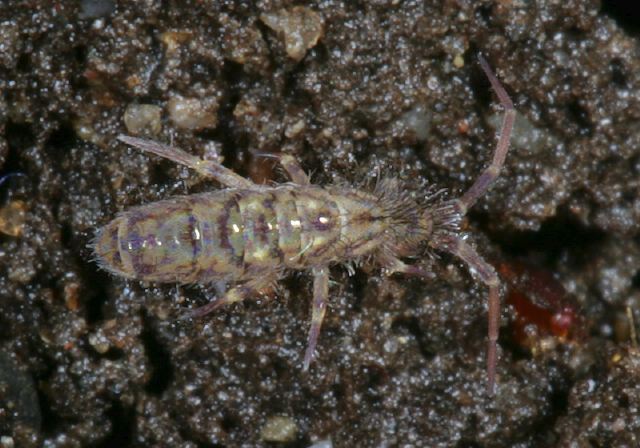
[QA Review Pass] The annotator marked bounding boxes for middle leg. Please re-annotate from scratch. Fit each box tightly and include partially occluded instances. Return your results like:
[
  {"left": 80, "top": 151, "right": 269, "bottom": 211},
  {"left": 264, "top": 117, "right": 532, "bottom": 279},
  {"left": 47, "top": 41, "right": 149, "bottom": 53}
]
[
  {"left": 254, "top": 152, "right": 310, "bottom": 185},
  {"left": 303, "top": 266, "right": 329, "bottom": 370},
  {"left": 280, "top": 154, "right": 310, "bottom": 185}
]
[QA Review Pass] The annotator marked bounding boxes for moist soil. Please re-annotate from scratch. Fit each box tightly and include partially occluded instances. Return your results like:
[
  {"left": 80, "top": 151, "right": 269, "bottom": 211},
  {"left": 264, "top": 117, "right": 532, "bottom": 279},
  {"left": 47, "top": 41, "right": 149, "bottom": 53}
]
[{"left": 1, "top": 1, "right": 639, "bottom": 447}]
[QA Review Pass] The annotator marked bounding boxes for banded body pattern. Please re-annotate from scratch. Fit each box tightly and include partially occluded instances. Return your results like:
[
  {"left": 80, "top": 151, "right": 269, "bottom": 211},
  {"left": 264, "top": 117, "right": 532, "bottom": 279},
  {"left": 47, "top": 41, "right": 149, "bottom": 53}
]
[
  {"left": 94, "top": 55, "right": 514, "bottom": 394},
  {"left": 94, "top": 186, "right": 397, "bottom": 284}
]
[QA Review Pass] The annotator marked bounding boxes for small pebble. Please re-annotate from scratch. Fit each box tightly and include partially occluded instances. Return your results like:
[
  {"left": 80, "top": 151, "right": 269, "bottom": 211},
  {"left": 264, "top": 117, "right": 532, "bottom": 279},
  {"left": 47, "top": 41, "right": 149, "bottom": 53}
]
[
  {"left": 123, "top": 104, "right": 162, "bottom": 136},
  {"left": 260, "top": 415, "right": 298, "bottom": 442},
  {"left": 260, "top": 7, "right": 324, "bottom": 61},
  {"left": 167, "top": 95, "right": 218, "bottom": 130}
]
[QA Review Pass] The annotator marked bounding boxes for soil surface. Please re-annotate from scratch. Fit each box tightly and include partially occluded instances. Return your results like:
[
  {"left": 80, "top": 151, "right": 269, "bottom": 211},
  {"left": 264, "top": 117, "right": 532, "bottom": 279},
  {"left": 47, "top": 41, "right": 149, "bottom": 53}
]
[{"left": 1, "top": 1, "right": 639, "bottom": 447}]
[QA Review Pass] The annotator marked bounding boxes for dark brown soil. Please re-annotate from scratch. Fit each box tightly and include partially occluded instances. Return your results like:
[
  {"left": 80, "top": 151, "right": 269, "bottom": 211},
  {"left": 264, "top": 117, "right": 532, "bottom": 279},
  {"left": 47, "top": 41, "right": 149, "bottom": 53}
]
[{"left": 1, "top": 1, "right": 639, "bottom": 447}]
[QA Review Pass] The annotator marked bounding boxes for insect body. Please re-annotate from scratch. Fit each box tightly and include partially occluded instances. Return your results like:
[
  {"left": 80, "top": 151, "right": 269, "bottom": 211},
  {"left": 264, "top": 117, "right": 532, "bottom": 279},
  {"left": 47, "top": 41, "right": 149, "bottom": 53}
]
[
  {"left": 96, "top": 186, "right": 400, "bottom": 284},
  {"left": 94, "top": 56, "right": 514, "bottom": 394}
]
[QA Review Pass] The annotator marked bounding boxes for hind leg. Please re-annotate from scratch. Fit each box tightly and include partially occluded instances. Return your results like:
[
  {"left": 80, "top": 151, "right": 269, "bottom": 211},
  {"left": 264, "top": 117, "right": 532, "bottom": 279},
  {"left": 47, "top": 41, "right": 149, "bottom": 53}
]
[
  {"left": 303, "top": 267, "right": 329, "bottom": 370},
  {"left": 117, "top": 135, "right": 255, "bottom": 189}
]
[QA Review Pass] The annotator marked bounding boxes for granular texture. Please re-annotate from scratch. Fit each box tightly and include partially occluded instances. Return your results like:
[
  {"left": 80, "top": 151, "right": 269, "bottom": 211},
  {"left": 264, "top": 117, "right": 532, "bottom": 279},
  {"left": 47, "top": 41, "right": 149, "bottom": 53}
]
[{"left": 0, "top": 1, "right": 639, "bottom": 446}]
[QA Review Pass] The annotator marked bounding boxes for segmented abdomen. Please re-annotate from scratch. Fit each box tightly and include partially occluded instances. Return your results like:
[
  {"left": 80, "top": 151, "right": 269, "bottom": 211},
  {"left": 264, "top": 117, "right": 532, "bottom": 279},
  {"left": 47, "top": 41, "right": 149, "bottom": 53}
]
[{"left": 93, "top": 186, "right": 345, "bottom": 283}]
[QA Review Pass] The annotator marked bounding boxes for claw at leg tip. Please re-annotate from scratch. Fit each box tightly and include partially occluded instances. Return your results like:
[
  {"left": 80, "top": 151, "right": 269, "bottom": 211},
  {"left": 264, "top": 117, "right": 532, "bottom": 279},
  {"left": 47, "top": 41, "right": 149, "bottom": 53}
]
[{"left": 487, "top": 380, "right": 496, "bottom": 397}]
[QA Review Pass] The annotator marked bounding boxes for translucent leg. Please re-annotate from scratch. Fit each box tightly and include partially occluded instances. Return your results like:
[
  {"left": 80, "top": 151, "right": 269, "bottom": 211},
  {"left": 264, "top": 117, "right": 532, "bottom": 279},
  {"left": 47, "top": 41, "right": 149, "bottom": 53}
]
[
  {"left": 434, "top": 235, "right": 501, "bottom": 395},
  {"left": 382, "top": 256, "right": 435, "bottom": 280},
  {"left": 117, "top": 135, "right": 255, "bottom": 189},
  {"left": 280, "top": 154, "right": 310, "bottom": 185},
  {"left": 457, "top": 55, "right": 515, "bottom": 214},
  {"left": 254, "top": 152, "right": 310, "bottom": 185},
  {"left": 186, "top": 275, "right": 276, "bottom": 319},
  {"left": 303, "top": 267, "right": 329, "bottom": 370}
]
